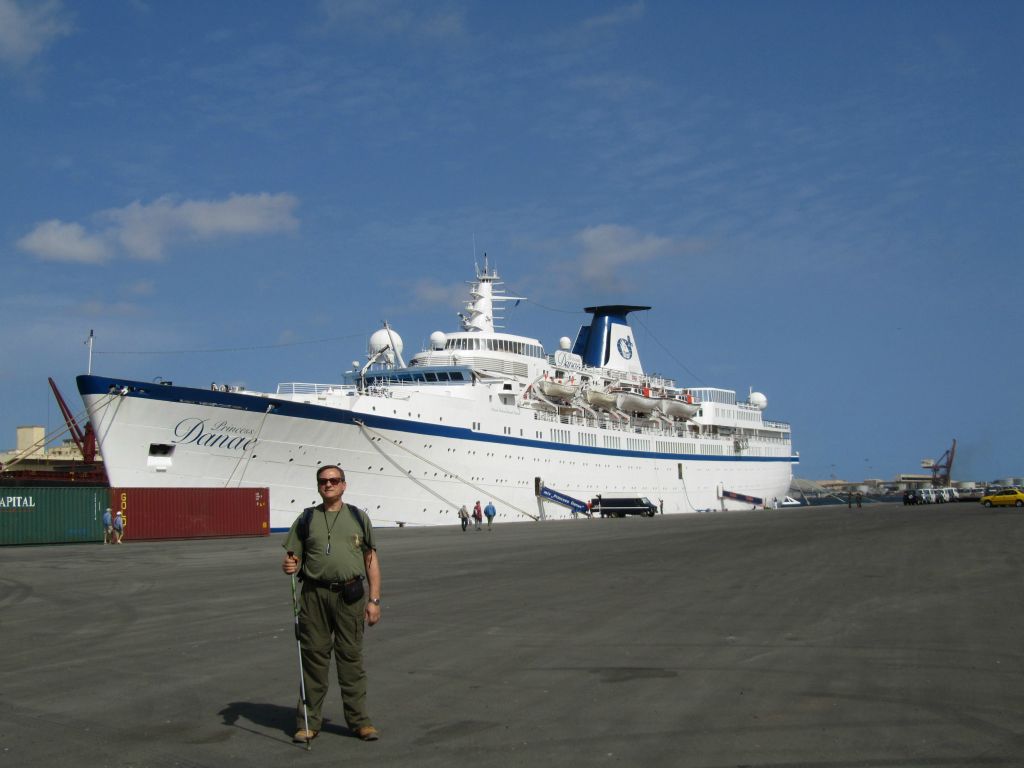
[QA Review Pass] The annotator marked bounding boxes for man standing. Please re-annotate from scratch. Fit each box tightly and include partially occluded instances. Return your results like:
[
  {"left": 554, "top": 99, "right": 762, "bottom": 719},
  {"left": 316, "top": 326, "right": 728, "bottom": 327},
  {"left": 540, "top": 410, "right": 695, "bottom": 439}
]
[
  {"left": 281, "top": 466, "right": 382, "bottom": 744},
  {"left": 102, "top": 507, "right": 113, "bottom": 544},
  {"left": 484, "top": 501, "right": 496, "bottom": 530}
]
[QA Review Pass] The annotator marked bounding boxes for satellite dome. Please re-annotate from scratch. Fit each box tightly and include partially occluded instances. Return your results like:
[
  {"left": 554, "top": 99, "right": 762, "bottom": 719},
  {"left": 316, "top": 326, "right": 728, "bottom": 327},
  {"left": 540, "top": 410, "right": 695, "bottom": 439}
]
[
  {"left": 429, "top": 331, "right": 447, "bottom": 350},
  {"left": 559, "top": 336, "right": 572, "bottom": 351},
  {"left": 749, "top": 391, "right": 768, "bottom": 410},
  {"left": 368, "top": 327, "right": 404, "bottom": 362}
]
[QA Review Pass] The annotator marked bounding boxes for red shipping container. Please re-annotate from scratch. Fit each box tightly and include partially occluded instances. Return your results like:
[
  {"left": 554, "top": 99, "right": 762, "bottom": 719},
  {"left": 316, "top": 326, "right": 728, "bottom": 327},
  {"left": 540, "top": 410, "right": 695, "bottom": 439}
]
[{"left": 109, "top": 488, "right": 269, "bottom": 541}]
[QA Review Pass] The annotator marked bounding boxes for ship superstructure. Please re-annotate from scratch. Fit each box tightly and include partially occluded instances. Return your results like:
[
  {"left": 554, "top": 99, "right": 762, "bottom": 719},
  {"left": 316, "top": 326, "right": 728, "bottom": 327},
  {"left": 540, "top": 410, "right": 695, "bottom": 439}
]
[{"left": 79, "top": 260, "right": 797, "bottom": 529}]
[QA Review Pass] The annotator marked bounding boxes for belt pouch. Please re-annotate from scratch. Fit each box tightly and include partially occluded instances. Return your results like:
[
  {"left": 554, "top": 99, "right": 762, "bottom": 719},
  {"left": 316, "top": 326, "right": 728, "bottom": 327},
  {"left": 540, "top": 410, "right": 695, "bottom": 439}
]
[{"left": 341, "top": 576, "right": 365, "bottom": 605}]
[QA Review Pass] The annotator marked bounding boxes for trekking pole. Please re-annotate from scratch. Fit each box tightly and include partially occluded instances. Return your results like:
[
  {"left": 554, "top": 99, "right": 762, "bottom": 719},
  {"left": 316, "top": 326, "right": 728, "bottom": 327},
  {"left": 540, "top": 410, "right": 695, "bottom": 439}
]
[{"left": 290, "top": 565, "right": 312, "bottom": 752}]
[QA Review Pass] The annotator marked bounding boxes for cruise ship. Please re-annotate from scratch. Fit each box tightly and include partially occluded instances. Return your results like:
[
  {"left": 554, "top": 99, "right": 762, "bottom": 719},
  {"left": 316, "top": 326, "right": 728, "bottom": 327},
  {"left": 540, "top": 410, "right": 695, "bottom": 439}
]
[{"left": 78, "top": 261, "right": 797, "bottom": 529}]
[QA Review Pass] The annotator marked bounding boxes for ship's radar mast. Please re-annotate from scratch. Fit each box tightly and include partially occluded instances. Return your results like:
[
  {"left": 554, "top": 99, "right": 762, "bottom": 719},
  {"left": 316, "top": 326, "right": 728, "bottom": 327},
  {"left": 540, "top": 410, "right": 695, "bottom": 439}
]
[{"left": 461, "top": 253, "right": 525, "bottom": 333}]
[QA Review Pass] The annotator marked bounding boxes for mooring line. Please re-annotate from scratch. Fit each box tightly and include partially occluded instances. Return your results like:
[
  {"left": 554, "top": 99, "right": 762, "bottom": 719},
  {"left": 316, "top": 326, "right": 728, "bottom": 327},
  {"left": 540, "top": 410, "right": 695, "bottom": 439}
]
[{"left": 354, "top": 419, "right": 538, "bottom": 521}]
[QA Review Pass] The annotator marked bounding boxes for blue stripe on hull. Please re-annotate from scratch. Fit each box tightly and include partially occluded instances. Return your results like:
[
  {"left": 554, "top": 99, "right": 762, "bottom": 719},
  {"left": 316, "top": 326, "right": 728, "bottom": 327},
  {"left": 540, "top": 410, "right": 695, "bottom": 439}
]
[{"left": 78, "top": 374, "right": 798, "bottom": 464}]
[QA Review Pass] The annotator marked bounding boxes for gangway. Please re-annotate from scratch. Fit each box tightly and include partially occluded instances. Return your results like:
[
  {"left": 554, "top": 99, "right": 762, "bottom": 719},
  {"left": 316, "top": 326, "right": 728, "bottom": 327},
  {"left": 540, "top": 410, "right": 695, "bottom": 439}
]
[
  {"left": 536, "top": 482, "right": 591, "bottom": 517},
  {"left": 720, "top": 489, "right": 764, "bottom": 506}
]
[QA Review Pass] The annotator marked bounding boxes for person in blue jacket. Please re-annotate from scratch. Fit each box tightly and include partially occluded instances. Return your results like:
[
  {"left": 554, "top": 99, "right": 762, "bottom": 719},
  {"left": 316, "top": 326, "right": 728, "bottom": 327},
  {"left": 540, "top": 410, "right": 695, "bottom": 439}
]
[{"left": 102, "top": 508, "right": 113, "bottom": 544}]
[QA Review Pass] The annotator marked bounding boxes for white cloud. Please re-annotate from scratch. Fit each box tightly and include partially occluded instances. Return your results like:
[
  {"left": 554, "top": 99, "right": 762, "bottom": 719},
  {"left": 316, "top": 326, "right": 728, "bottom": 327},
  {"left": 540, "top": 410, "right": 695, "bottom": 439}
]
[
  {"left": 582, "top": 1, "right": 645, "bottom": 30},
  {"left": 0, "top": 0, "right": 72, "bottom": 67},
  {"left": 565, "top": 227, "right": 700, "bottom": 292},
  {"left": 16, "top": 219, "right": 110, "bottom": 263},
  {"left": 17, "top": 192, "right": 300, "bottom": 263},
  {"left": 574, "top": 224, "right": 675, "bottom": 284},
  {"left": 125, "top": 279, "right": 155, "bottom": 296}
]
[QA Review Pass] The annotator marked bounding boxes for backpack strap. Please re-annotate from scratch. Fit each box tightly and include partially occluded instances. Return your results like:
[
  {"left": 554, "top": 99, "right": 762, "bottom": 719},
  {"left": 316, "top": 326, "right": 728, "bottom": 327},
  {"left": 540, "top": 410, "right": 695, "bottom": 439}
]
[
  {"left": 297, "top": 506, "right": 315, "bottom": 546},
  {"left": 347, "top": 504, "right": 371, "bottom": 546}
]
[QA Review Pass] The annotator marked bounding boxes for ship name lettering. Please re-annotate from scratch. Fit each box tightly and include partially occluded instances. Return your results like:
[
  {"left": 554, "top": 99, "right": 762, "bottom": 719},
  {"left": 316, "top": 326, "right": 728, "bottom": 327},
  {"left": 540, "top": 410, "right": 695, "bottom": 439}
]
[
  {"left": 210, "top": 420, "right": 256, "bottom": 436},
  {"left": 173, "top": 417, "right": 257, "bottom": 452}
]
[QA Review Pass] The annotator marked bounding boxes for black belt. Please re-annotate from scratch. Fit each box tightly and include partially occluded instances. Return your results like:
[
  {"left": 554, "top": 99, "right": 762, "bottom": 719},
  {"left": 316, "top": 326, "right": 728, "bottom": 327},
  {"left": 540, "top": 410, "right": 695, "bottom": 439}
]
[{"left": 309, "top": 575, "right": 363, "bottom": 592}]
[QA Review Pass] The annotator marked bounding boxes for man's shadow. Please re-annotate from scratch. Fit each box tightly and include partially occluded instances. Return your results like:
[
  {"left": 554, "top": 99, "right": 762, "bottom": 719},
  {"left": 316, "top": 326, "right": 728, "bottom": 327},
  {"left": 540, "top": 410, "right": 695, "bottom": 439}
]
[{"left": 219, "top": 701, "right": 353, "bottom": 744}]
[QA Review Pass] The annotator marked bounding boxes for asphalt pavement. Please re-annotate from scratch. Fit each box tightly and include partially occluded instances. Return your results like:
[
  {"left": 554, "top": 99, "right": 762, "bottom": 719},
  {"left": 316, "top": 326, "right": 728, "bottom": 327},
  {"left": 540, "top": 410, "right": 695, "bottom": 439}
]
[{"left": 2, "top": 502, "right": 1022, "bottom": 767}]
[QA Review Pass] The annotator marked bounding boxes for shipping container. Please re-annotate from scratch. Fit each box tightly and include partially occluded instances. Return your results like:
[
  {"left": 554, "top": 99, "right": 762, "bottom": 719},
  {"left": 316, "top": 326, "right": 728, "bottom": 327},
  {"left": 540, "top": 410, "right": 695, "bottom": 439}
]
[
  {"left": 0, "top": 487, "right": 108, "bottom": 545},
  {"left": 108, "top": 488, "right": 270, "bottom": 541}
]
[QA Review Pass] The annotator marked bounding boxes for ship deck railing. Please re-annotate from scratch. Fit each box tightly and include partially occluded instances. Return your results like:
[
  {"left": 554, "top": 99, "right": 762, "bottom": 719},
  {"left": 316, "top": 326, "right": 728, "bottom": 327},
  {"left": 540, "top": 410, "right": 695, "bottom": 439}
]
[
  {"left": 528, "top": 408, "right": 789, "bottom": 443},
  {"left": 276, "top": 382, "right": 353, "bottom": 396}
]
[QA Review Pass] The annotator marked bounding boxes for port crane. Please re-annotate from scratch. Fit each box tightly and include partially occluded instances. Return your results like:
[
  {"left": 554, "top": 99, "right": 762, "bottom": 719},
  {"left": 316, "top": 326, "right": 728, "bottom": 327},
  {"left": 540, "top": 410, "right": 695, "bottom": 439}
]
[
  {"left": 0, "top": 378, "right": 105, "bottom": 485},
  {"left": 922, "top": 439, "right": 956, "bottom": 486}
]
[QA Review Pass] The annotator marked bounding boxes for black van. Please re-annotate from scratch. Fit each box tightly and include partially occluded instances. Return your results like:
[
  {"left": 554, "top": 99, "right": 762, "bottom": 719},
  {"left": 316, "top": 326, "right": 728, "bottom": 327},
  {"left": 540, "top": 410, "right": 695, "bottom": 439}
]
[{"left": 591, "top": 496, "right": 659, "bottom": 518}]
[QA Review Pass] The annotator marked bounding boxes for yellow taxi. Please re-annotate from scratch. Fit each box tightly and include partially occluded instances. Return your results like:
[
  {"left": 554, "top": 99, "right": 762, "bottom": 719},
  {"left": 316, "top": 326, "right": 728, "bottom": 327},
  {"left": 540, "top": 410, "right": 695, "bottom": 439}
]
[{"left": 979, "top": 488, "right": 1024, "bottom": 508}]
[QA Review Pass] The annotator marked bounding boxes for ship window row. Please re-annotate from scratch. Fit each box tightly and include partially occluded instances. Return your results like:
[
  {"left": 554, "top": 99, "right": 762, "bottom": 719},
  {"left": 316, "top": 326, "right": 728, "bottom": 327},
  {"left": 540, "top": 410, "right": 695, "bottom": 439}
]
[
  {"left": 446, "top": 338, "right": 543, "bottom": 357},
  {"left": 365, "top": 370, "right": 466, "bottom": 385},
  {"left": 550, "top": 428, "right": 571, "bottom": 443},
  {"left": 689, "top": 388, "right": 737, "bottom": 405}
]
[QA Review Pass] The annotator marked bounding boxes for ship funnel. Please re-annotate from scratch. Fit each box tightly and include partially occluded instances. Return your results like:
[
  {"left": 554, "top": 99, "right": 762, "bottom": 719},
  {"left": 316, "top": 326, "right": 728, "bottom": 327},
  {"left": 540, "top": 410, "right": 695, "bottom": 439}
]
[{"left": 572, "top": 305, "right": 649, "bottom": 375}]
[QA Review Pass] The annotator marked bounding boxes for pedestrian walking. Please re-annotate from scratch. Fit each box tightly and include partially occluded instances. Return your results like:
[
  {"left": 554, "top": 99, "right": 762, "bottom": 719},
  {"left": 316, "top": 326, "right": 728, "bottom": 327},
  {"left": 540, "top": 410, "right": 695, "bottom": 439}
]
[
  {"left": 484, "top": 501, "right": 496, "bottom": 530},
  {"left": 472, "top": 501, "right": 482, "bottom": 531},
  {"left": 458, "top": 504, "right": 470, "bottom": 532},
  {"left": 113, "top": 510, "right": 125, "bottom": 543},
  {"left": 281, "top": 465, "right": 382, "bottom": 744},
  {"left": 102, "top": 507, "right": 113, "bottom": 544}
]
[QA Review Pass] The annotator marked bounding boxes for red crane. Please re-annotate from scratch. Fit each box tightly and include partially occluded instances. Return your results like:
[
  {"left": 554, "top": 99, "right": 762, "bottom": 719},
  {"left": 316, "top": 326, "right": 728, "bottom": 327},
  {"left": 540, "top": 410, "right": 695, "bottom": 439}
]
[
  {"left": 47, "top": 377, "right": 98, "bottom": 463},
  {"left": 0, "top": 379, "right": 106, "bottom": 486},
  {"left": 923, "top": 439, "right": 956, "bottom": 486}
]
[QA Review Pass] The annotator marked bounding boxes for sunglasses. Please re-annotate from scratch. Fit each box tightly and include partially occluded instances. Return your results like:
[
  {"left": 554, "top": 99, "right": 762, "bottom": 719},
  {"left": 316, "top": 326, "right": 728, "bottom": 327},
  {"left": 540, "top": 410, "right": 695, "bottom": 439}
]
[{"left": 318, "top": 477, "right": 345, "bottom": 486}]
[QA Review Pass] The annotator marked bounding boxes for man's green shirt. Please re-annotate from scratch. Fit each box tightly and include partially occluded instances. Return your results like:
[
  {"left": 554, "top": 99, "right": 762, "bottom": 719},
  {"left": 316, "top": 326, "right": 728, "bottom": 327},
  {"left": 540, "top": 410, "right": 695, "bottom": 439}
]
[{"left": 283, "top": 503, "right": 376, "bottom": 583}]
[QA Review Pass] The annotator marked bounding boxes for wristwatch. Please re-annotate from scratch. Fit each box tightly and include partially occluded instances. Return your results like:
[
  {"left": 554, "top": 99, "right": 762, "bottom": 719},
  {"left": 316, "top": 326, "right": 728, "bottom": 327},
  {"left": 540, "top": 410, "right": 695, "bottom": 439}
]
[{"left": 369, "top": 598, "right": 381, "bottom": 606}]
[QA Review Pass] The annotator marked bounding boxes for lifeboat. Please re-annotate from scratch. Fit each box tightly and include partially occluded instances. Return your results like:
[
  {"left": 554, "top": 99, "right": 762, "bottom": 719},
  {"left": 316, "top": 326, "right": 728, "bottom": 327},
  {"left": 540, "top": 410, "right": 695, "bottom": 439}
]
[
  {"left": 537, "top": 379, "right": 579, "bottom": 402},
  {"left": 615, "top": 390, "right": 658, "bottom": 414},
  {"left": 584, "top": 388, "right": 617, "bottom": 411},
  {"left": 656, "top": 396, "right": 699, "bottom": 420}
]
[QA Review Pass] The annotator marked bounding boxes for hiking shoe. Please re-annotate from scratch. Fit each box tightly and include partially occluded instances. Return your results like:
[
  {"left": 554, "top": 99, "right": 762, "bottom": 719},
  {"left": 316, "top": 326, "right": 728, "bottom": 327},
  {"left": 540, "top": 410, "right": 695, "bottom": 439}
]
[
  {"left": 355, "top": 725, "right": 380, "bottom": 741},
  {"left": 293, "top": 728, "right": 318, "bottom": 743}
]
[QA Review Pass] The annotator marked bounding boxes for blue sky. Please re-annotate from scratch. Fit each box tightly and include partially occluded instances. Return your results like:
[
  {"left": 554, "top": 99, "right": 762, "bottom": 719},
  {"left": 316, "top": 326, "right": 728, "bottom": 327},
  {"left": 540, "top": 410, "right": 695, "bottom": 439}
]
[{"left": 2, "top": 0, "right": 1021, "bottom": 482}]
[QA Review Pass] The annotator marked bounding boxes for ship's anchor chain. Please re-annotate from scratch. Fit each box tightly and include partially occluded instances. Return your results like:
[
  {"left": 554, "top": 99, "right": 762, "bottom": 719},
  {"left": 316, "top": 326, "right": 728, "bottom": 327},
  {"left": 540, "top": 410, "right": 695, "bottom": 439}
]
[{"left": 353, "top": 419, "right": 539, "bottom": 522}]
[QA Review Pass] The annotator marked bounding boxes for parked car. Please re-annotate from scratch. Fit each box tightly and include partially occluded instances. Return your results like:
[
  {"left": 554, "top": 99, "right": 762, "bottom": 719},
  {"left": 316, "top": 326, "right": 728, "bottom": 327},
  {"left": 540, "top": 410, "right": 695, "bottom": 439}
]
[{"left": 979, "top": 489, "right": 1024, "bottom": 508}]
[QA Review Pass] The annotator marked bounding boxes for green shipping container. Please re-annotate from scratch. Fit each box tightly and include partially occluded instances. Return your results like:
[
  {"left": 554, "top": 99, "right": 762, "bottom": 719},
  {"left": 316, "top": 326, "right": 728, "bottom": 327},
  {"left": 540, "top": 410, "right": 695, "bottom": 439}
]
[{"left": 0, "top": 487, "right": 109, "bottom": 546}]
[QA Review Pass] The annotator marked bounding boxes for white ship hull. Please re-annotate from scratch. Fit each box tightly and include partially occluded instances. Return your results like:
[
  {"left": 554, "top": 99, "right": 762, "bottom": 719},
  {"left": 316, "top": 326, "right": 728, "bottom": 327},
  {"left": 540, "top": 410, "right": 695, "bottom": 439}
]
[{"left": 80, "top": 375, "right": 795, "bottom": 530}]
